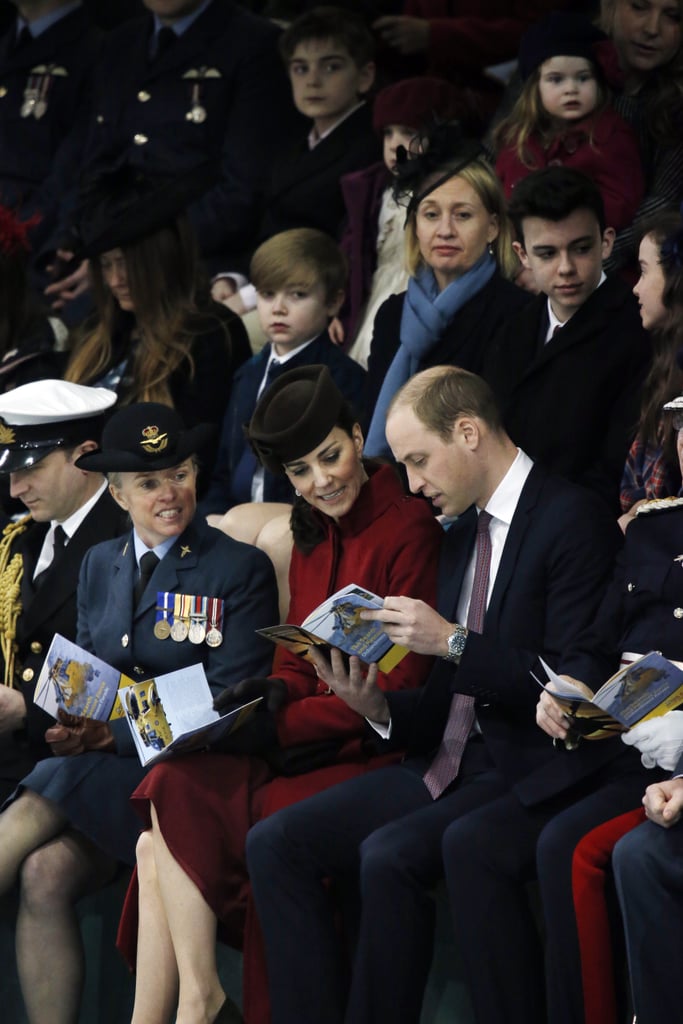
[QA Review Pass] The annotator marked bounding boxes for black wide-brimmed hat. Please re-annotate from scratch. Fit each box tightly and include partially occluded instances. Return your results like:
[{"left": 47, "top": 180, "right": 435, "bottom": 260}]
[
  {"left": 246, "top": 365, "right": 346, "bottom": 475},
  {"left": 0, "top": 380, "right": 117, "bottom": 474},
  {"left": 73, "top": 159, "right": 219, "bottom": 260},
  {"left": 75, "top": 402, "right": 214, "bottom": 473}
]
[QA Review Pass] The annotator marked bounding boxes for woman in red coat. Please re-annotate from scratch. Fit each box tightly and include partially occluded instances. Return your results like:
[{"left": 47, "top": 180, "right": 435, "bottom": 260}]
[{"left": 120, "top": 365, "right": 443, "bottom": 1024}]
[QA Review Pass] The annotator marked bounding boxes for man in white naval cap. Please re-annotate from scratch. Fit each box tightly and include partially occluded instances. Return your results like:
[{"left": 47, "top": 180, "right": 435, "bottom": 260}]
[{"left": 0, "top": 379, "right": 125, "bottom": 800}]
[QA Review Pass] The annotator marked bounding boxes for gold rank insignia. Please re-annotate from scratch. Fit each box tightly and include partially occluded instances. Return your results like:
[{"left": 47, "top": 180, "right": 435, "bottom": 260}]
[
  {"left": 0, "top": 419, "right": 15, "bottom": 444},
  {"left": 180, "top": 546, "right": 191, "bottom": 558},
  {"left": 140, "top": 425, "right": 169, "bottom": 454}
]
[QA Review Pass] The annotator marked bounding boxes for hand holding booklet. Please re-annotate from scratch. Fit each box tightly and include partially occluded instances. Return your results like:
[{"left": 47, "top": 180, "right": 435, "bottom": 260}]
[
  {"left": 257, "top": 583, "right": 407, "bottom": 673},
  {"left": 34, "top": 634, "right": 261, "bottom": 765},
  {"left": 534, "top": 651, "right": 683, "bottom": 742}
]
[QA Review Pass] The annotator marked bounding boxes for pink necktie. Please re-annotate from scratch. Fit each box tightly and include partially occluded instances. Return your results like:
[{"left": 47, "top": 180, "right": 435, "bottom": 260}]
[{"left": 423, "top": 510, "right": 492, "bottom": 799}]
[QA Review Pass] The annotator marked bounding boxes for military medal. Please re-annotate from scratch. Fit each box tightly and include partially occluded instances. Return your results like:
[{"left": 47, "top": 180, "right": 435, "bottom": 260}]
[
  {"left": 154, "top": 592, "right": 172, "bottom": 640},
  {"left": 189, "top": 595, "right": 207, "bottom": 645},
  {"left": 205, "top": 597, "right": 224, "bottom": 647},
  {"left": 170, "top": 593, "right": 189, "bottom": 642},
  {"left": 21, "top": 64, "right": 66, "bottom": 120},
  {"left": 185, "top": 82, "right": 206, "bottom": 124},
  {"left": 20, "top": 83, "right": 38, "bottom": 118}
]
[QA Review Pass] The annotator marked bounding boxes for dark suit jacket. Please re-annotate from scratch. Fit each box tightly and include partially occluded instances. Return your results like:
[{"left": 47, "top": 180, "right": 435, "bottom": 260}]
[
  {"left": 0, "top": 488, "right": 125, "bottom": 800},
  {"left": 46, "top": 0, "right": 301, "bottom": 264},
  {"left": 366, "top": 272, "right": 531, "bottom": 425},
  {"left": 257, "top": 102, "right": 381, "bottom": 245},
  {"left": 484, "top": 274, "right": 651, "bottom": 511},
  {"left": 383, "top": 464, "right": 632, "bottom": 806},
  {"left": 200, "top": 332, "right": 367, "bottom": 514}
]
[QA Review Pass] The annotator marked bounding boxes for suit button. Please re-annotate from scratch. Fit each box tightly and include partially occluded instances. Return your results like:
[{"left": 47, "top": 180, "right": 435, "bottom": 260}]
[
  {"left": 627, "top": 583, "right": 635, "bottom": 592},
  {"left": 0, "top": 87, "right": 7, "bottom": 98},
  {"left": 22, "top": 668, "right": 34, "bottom": 682},
  {"left": 133, "top": 133, "right": 149, "bottom": 146},
  {"left": 30, "top": 641, "right": 42, "bottom": 655},
  {"left": 674, "top": 608, "right": 683, "bottom": 619},
  {"left": 96, "top": 114, "right": 104, "bottom": 123},
  {"left": 121, "top": 633, "right": 129, "bottom": 647},
  {"left": 137, "top": 90, "right": 151, "bottom": 102}
]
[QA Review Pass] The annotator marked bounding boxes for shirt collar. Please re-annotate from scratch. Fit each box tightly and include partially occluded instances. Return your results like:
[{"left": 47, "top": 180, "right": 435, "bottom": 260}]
[
  {"left": 307, "top": 101, "right": 365, "bottom": 149},
  {"left": 133, "top": 530, "right": 177, "bottom": 566},
  {"left": 266, "top": 337, "right": 317, "bottom": 368},
  {"left": 17, "top": 1, "right": 81, "bottom": 38},
  {"left": 546, "top": 271, "right": 607, "bottom": 341},
  {"left": 482, "top": 448, "right": 534, "bottom": 527},
  {"left": 153, "top": 0, "right": 212, "bottom": 37},
  {"left": 51, "top": 477, "right": 106, "bottom": 541}
]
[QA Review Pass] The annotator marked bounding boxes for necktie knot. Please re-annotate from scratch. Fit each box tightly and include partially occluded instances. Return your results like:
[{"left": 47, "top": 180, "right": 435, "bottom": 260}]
[
  {"left": 152, "top": 25, "right": 176, "bottom": 61},
  {"left": 476, "top": 509, "right": 492, "bottom": 535},
  {"left": 134, "top": 551, "right": 159, "bottom": 609},
  {"left": 53, "top": 525, "right": 67, "bottom": 553}
]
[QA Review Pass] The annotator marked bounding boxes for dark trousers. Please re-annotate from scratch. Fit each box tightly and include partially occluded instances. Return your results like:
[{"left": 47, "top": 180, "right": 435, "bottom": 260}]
[
  {"left": 444, "top": 754, "right": 654, "bottom": 1024},
  {"left": 613, "top": 816, "right": 683, "bottom": 1024},
  {"left": 246, "top": 739, "right": 507, "bottom": 1024}
]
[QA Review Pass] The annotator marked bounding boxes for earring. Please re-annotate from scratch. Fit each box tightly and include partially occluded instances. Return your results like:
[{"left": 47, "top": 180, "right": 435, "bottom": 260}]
[
  {"left": 295, "top": 489, "right": 301, "bottom": 497},
  {"left": 488, "top": 243, "right": 495, "bottom": 256}
]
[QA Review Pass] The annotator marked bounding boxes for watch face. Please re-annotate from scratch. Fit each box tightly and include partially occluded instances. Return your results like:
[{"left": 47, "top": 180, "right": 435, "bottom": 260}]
[{"left": 447, "top": 628, "right": 466, "bottom": 660}]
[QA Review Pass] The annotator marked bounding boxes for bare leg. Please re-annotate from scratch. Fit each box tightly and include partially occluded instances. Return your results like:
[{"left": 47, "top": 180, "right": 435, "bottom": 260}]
[
  {"left": 0, "top": 791, "right": 68, "bottom": 894},
  {"left": 16, "top": 828, "right": 117, "bottom": 1024},
  {"left": 216, "top": 502, "right": 291, "bottom": 547},
  {"left": 131, "top": 829, "right": 179, "bottom": 1024},
  {"left": 149, "top": 804, "right": 237, "bottom": 1024},
  {"left": 255, "top": 513, "right": 293, "bottom": 622}
]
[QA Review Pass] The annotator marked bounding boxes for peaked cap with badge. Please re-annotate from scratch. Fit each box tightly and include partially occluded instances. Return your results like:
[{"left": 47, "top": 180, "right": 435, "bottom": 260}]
[
  {"left": 0, "top": 379, "right": 116, "bottom": 474},
  {"left": 75, "top": 402, "right": 214, "bottom": 473}
]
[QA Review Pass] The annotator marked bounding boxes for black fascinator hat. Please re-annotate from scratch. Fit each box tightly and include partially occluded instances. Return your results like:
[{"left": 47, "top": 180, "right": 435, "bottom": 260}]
[{"left": 392, "top": 120, "right": 487, "bottom": 220}]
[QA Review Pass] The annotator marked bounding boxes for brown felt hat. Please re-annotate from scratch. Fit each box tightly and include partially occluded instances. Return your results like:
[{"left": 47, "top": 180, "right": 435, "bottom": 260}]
[{"left": 246, "top": 365, "right": 345, "bottom": 475}]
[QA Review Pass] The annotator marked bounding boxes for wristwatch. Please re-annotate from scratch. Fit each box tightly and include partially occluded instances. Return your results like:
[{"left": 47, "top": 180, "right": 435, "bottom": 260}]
[{"left": 444, "top": 624, "right": 468, "bottom": 664}]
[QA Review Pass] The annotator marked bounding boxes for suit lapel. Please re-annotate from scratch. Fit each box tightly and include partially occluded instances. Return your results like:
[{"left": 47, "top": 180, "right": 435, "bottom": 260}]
[
  {"left": 485, "top": 466, "right": 544, "bottom": 625},
  {"left": 437, "top": 507, "right": 477, "bottom": 621}
]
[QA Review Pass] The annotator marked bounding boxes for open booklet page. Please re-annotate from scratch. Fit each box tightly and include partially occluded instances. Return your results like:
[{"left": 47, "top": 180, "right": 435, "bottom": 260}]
[
  {"left": 33, "top": 633, "right": 130, "bottom": 721},
  {"left": 117, "top": 664, "right": 261, "bottom": 766},
  {"left": 257, "top": 582, "right": 407, "bottom": 673},
  {"left": 535, "top": 651, "right": 683, "bottom": 739}
]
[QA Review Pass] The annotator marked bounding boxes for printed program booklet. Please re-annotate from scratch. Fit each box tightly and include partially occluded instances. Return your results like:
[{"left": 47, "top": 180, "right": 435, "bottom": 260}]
[
  {"left": 534, "top": 651, "right": 683, "bottom": 740},
  {"left": 257, "top": 583, "right": 408, "bottom": 674},
  {"left": 117, "top": 664, "right": 261, "bottom": 766},
  {"left": 33, "top": 633, "right": 130, "bottom": 722}
]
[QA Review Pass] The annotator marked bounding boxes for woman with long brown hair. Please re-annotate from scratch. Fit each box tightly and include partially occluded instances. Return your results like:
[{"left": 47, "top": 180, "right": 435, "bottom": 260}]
[{"left": 65, "top": 167, "right": 250, "bottom": 456}]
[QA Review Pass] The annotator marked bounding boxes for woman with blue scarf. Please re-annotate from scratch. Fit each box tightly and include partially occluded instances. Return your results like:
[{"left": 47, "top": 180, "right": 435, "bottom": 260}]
[{"left": 365, "top": 124, "right": 529, "bottom": 458}]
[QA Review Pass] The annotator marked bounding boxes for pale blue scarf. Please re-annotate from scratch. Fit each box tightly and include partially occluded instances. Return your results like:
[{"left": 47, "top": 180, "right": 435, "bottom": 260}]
[{"left": 365, "top": 251, "right": 496, "bottom": 457}]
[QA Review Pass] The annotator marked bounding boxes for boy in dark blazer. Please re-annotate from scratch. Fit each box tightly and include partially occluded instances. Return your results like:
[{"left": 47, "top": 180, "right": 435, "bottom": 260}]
[
  {"left": 201, "top": 228, "right": 366, "bottom": 517},
  {"left": 484, "top": 166, "right": 651, "bottom": 512}
]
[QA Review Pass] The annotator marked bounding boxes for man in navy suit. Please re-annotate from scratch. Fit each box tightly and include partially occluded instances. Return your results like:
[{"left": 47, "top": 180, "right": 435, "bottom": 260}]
[{"left": 245, "top": 365, "right": 648, "bottom": 1024}]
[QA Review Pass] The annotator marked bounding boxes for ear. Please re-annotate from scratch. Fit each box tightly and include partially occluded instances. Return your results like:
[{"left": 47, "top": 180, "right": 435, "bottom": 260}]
[
  {"left": 487, "top": 212, "right": 500, "bottom": 244},
  {"left": 109, "top": 482, "right": 128, "bottom": 513},
  {"left": 512, "top": 240, "right": 530, "bottom": 270},
  {"left": 601, "top": 227, "right": 616, "bottom": 261},
  {"left": 453, "top": 415, "right": 480, "bottom": 450},
  {"left": 352, "top": 422, "right": 364, "bottom": 456},
  {"left": 326, "top": 289, "right": 345, "bottom": 318},
  {"left": 357, "top": 61, "right": 375, "bottom": 97}
]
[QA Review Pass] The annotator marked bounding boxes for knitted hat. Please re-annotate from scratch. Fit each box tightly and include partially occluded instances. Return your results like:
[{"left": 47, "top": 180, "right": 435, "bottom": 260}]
[
  {"left": 518, "top": 13, "right": 608, "bottom": 82},
  {"left": 372, "top": 77, "right": 460, "bottom": 136},
  {"left": 246, "top": 365, "right": 345, "bottom": 475},
  {"left": 75, "top": 402, "right": 214, "bottom": 473}
]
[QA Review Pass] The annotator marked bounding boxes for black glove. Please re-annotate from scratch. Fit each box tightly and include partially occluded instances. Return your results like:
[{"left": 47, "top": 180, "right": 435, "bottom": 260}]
[{"left": 213, "top": 677, "right": 288, "bottom": 715}]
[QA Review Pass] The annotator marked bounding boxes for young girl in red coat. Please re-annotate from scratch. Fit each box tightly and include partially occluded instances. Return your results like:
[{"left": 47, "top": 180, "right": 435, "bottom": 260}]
[{"left": 494, "top": 11, "right": 644, "bottom": 232}]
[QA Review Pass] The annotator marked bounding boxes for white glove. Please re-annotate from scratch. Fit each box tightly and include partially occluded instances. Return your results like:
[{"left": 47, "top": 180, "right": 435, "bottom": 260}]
[{"left": 622, "top": 710, "right": 683, "bottom": 770}]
